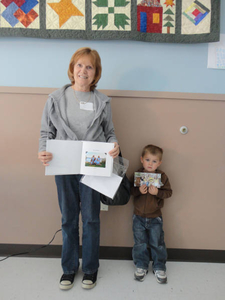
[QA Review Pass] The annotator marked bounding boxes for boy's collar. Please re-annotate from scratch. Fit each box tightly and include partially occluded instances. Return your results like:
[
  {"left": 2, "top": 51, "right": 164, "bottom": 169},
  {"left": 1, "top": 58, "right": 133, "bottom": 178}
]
[{"left": 141, "top": 167, "right": 159, "bottom": 173}]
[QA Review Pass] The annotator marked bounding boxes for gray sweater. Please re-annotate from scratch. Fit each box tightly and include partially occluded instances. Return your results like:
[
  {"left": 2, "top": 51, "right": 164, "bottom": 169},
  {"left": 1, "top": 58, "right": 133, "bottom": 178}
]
[{"left": 39, "top": 84, "right": 118, "bottom": 152}]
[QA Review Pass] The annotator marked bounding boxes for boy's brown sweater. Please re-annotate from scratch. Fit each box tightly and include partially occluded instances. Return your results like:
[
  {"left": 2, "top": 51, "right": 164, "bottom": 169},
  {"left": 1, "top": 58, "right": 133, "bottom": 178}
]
[{"left": 130, "top": 168, "right": 172, "bottom": 218}]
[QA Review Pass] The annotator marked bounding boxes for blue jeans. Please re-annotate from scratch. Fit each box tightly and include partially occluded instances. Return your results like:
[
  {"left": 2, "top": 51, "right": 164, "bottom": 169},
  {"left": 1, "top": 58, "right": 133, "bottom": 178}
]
[
  {"left": 55, "top": 175, "right": 100, "bottom": 275},
  {"left": 132, "top": 214, "right": 167, "bottom": 271}
]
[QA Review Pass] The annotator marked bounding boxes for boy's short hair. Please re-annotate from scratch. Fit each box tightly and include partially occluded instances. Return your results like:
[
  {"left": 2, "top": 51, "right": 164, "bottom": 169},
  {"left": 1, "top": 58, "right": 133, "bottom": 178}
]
[{"left": 141, "top": 144, "right": 163, "bottom": 161}]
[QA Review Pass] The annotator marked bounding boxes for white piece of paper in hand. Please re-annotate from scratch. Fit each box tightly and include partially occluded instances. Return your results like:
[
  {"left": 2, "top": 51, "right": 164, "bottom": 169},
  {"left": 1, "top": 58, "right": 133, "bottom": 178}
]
[
  {"left": 81, "top": 173, "right": 123, "bottom": 199},
  {"left": 45, "top": 140, "right": 82, "bottom": 175}
]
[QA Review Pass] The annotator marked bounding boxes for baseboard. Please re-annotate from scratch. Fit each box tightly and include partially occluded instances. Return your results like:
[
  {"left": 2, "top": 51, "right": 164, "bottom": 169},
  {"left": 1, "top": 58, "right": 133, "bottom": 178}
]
[{"left": 1, "top": 244, "right": 225, "bottom": 263}]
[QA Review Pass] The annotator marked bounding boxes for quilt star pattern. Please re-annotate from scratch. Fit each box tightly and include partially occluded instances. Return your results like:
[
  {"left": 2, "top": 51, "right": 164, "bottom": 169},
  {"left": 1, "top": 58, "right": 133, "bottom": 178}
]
[{"left": 0, "top": 0, "right": 220, "bottom": 43}]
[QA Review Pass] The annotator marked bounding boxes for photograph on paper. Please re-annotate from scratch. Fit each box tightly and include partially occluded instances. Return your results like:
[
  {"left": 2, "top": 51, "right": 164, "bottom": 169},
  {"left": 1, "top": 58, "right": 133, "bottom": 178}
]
[
  {"left": 80, "top": 142, "right": 114, "bottom": 176},
  {"left": 134, "top": 172, "right": 163, "bottom": 188},
  {"left": 85, "top": 152, "right": 107, "bottom": 168}
]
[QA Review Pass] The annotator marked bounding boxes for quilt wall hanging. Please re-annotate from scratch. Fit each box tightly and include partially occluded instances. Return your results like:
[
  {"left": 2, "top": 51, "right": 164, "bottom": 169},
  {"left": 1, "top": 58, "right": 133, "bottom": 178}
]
[{"left": 0, "top": 0, "right": 220, "bottom": 43}]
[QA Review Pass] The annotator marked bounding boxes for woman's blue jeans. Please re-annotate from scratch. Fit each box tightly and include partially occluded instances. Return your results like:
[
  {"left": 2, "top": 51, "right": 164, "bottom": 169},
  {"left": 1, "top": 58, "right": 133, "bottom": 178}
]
[
  {"left": 132, "top": 214, "right": 167, "bottom": 271},
  {"left": 55, "top": 175, "right": 100, "bottom": 275}
]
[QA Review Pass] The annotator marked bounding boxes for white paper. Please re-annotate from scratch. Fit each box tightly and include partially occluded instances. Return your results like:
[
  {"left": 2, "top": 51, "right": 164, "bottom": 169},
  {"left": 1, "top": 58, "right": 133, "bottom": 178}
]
[
  {"left": 208, "top": 34, "right": 225, "bottom": 69},
  {"left": 45, "top": 140, "right": 114, "bottom": 176},
  {"left": 45, "top": 140, "right": 82, "bottom": 175},
  {"left": 81, "top": 173, "right": 123, "bottom": 199}
]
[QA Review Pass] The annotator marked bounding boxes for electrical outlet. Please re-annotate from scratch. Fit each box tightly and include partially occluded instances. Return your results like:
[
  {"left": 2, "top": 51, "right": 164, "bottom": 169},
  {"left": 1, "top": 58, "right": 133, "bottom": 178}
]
[{"left": 100, "top": 202, "right": 108, "bottom": 211}]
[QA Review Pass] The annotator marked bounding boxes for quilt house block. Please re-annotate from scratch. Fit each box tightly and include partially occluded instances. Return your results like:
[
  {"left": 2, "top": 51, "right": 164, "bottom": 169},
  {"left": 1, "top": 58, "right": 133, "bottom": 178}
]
[
  {"left": 137, "top": 4, "right": 163, "bottom": 33},
  {"left": 137, "top": 0, "right": 163, "bottom": 33}
]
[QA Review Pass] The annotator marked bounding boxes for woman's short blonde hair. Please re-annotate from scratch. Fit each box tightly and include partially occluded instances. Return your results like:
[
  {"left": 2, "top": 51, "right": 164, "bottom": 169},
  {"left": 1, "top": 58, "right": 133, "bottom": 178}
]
[{"left": 68, "top": 47, "right": 102, "bottom": 91}]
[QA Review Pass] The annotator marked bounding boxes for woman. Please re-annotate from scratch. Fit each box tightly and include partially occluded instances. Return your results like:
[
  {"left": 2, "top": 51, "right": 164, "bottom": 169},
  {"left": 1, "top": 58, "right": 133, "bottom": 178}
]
[{"left": 38, "top": 47, "right": 119, "bottom": 290}]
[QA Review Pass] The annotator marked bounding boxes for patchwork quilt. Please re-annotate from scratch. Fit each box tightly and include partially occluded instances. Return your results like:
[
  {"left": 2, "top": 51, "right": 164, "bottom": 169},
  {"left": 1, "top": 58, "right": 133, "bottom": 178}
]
[{"left": 0, "top": 0, "right": 220, "bottom": 43}]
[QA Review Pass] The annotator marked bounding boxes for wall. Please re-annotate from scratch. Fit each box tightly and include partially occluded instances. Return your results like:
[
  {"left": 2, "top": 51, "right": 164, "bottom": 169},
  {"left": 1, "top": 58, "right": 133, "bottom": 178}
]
[
  {"left": 0, "top": 2, "right": 225, "bottom": 253},
  {"left": 1, "top": 87, "right": 225, "bottom": 251},
  {"left": 0, "top": 2, "right": 224, "bottom": 94}
]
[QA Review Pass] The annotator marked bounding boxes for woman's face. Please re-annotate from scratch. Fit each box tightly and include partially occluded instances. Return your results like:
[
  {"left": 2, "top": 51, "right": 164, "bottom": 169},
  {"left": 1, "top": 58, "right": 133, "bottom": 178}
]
[{"left": 73, "top": 55, "right": 96, "bottom": 92}]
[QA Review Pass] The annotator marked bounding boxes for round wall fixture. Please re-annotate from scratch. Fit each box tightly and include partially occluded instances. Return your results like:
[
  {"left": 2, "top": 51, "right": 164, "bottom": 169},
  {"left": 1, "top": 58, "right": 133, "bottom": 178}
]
[{"left": 180, "top": 126, "right": 188, "bottom": 134}]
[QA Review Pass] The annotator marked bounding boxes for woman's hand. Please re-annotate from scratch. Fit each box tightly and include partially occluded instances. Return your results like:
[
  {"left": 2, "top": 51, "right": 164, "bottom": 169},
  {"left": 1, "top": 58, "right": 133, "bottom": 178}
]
[
  {"left": 109, "top": 142, "right": 120, "bottom": 158},
  {"left": 38, "top": 151, "right": 53, "bottom": 166}
]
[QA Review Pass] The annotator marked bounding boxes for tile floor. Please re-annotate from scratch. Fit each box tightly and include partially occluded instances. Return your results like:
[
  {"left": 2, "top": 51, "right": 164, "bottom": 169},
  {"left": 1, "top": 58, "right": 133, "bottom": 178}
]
[{"left": 1, "top": 257, "right": 225, "bottom": 300}]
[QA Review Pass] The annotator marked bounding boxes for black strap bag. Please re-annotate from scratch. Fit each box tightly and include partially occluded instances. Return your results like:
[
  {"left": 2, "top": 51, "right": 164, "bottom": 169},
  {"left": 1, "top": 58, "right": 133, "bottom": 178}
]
[
  {"left": 100, "top": 173, "right": 131, "bottom": 206},
  {"left": 100, "top": 153, "right": 131, "bottom": 206}
]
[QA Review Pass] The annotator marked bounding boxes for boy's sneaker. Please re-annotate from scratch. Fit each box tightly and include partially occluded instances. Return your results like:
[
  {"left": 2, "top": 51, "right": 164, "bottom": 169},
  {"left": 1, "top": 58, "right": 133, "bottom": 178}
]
[
  {"left": 82, "top": 271, "right": 98, "bottom": 289},
  {"left": 154, "top": 270, "right": 167, "bottom": 284},
  {"left": 134, "top": 268, "right": 148, "bottom": 282},
  {"left": 59, "top": 273, "right": 75, "bottom": 290}
]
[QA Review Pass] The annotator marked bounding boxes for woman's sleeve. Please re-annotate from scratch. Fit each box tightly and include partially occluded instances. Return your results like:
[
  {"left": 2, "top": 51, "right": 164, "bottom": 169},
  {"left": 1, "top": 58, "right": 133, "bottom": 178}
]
[
  {"left": 38, "top": 98, "right": 57, "bottom": 152},
  {"left": 102, "top": 102, "right": 118, "bottom": 143}
]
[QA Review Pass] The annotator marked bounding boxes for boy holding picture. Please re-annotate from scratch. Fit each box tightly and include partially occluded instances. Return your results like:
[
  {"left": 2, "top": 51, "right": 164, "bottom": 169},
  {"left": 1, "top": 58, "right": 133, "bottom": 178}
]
[{"left": 131, "top": 144, "right": 172, "bottom": 284}]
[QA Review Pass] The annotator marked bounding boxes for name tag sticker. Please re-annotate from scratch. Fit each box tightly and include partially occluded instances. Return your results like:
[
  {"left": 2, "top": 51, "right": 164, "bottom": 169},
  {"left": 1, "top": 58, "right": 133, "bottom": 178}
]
[{"left": 80, "top": 102, "right": 94, "bottom": 111}]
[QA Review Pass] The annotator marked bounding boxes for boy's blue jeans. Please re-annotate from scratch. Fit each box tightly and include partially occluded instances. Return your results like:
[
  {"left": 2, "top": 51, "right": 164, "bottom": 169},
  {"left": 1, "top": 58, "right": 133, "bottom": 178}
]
[
  {"left": 132, "top": 214, "right": 167, "bottom": 271},
  {"left": 55, "top": 175, "right": 100, "bottom": 275}
]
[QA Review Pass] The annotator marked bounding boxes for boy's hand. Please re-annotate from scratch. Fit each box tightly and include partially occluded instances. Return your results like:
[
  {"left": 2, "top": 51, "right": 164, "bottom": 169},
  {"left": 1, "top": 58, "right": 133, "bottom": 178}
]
[
  {"left": 139, "top": 184, "right": 148, "bottom": 194},
  {"left": 148, "top": 185, "right": 158, "bottom": 195}
]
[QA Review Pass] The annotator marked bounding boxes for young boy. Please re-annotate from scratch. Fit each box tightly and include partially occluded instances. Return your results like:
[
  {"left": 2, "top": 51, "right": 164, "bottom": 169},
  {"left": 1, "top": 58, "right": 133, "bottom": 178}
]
[{"left": 131, "top": 144, "right": 172, "bottom": 284}]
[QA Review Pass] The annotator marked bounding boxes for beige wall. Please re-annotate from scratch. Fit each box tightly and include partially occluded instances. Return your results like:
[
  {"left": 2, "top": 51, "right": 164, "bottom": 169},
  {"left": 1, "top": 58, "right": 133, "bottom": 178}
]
[{"left": 1, "top": 87, "right": 225, "bottom": 250}]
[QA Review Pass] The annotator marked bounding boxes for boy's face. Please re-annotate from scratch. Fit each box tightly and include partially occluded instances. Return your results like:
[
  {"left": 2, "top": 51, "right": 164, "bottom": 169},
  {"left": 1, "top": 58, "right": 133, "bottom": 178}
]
[{"left": 141, "top": 153, "right": 162, "bottom": 172}]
